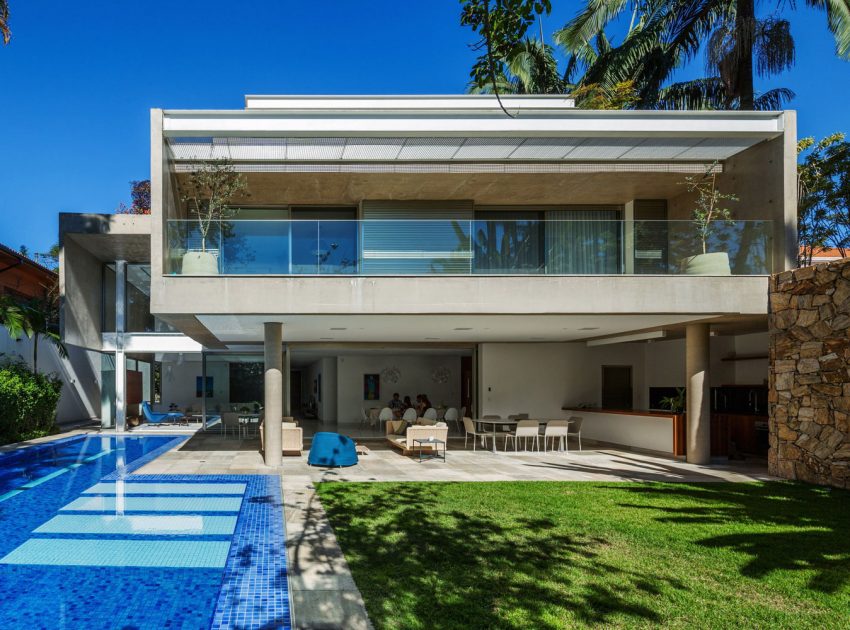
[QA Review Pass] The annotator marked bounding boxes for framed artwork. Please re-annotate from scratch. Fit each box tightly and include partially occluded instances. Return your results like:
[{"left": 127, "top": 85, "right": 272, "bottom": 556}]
[
  {"left": 364, "top": 374, "right": 380, "bottom": 401},
  {"left": 196, "top": 376, "right": 213, "bottom": 398}
]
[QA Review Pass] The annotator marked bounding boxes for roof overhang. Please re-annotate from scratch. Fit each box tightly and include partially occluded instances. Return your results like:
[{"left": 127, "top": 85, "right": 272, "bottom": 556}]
[{"left": 161, "top": 97, "right": 788, "bottom": 165}]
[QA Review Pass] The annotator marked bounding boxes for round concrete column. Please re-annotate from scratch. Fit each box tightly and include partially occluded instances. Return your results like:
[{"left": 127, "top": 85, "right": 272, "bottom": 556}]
[
  {"left": 686, "top": 323, "right": 711, "bottom": 464},
  {"left": 264, "top": 322, "right": 283, "bottom": 467}
]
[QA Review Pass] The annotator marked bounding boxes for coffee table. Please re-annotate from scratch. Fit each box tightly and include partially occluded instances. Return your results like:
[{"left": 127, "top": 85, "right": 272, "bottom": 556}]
[{"left": 413, "top": 437, "right": 446, "bottom": 463}]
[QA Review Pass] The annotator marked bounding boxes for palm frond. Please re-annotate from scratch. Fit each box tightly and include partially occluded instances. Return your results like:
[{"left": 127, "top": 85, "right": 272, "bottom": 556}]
[
  {"left": 655, "top": 77, "right": 728, "bottom": 110},
  {"left": 806, "top": 0, "right": 850, "bottom": 58},
  {"left": 754, "top": 18, "right": 795, "bottom": 77},
  {"left": 0, "top": 0, "right": 10, "bottom": 45},
  {"left": 753, "top": 87, "right": 795, "bottom": 110},
  {"left": 555, "top": 0, "right": 632, "bottom": 52}
]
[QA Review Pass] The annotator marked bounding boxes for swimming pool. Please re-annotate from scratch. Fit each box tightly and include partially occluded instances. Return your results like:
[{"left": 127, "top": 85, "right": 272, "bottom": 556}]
[{"left": 0, "top": 435, "right": 291, "bottom": 629}]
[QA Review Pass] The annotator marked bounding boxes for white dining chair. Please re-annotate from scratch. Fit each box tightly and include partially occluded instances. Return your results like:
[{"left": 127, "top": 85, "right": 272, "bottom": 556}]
[
  {"left": 444, "top": 407, "right": 460, "bottom": 433},
  {"left": 460, "top": 406, "right": 467, "bottom": 420},
  {"left": 423, "top": 408, "right": 438, "bottom": 420},
  {"left": 402, "top": 407, "right": 417, "bottom": 421},
  {"left": 567, "top": 416, "right": 583, "bottom": 451},
  {"left": 360, "top": 407, "right": 369, "bottom": 428},
  {"left": 462, "top": 417, "right": 491, "bottom": 451},
  {"left": 544, "top": 420, "right": 570, "bottom": 453},
  {"left": 505, "top": 420, "right": 540, "bottom": 452},
  {"left": 378, "top": 407, "right": 393, "bottom": 427}
]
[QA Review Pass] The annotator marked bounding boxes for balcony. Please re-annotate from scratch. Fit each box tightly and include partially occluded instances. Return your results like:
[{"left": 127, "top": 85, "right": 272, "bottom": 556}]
[{"left": 165, "top": 219, "right": 774, "bottom": 276}]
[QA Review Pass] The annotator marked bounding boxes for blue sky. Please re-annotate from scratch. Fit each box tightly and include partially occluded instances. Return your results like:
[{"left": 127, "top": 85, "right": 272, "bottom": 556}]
[{"left": 1, "top": 1, "right": 848, "bottom": 256}]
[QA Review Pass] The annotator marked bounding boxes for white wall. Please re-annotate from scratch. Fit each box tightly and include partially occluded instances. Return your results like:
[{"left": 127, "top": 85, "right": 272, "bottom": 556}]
[
  {"left": 335, "top": 354, "right": 462, "bottom": 425},
  {"left": 159, "top": 355, "right": 230, "bottom": 412},
  {"left": 0, "top": 331, "right": 100, "bottom": 424},
  {"left": 480, "top": 333, "right": 767, "bottom": 419},
  {"left": 734, "top": 332, "right": 769, "bottom": 385}
]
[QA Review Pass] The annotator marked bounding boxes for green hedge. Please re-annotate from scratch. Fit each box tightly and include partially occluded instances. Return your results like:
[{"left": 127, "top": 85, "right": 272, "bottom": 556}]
[{"left": 0, "top": 359, "right": 62, "bottom": 445}]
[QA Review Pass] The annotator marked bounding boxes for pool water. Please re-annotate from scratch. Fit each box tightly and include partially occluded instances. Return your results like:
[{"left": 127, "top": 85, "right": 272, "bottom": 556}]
[{"left": 0, "top": 435, "right": 290, "bottom": 629}]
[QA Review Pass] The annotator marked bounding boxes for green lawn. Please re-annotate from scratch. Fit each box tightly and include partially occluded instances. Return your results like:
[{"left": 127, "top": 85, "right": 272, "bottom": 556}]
[{"left": 315, "top": 481, "right": 850, "bottom": 629}]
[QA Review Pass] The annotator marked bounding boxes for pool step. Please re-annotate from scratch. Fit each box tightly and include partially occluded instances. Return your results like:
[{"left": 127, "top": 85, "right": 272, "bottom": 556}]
[{"left": 0, "top": 480, "right": 246, "bottom": 568}]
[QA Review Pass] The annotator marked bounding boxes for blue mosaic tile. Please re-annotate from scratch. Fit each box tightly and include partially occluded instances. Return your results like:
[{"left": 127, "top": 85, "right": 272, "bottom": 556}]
[{"left": 0, "top": 434, "right": 291, "bottom": 630}]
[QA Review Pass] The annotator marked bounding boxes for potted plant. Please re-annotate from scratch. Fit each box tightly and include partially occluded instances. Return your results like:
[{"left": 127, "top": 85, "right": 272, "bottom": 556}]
[
  {"left": 659, "top": 388, "right": 685, "bottom": 413},
  {"left": 680, "top": 162, "right": 738, "bottom": 275},
  {"left": 179, "top": 159, "right": 248, "bottom": 275}
]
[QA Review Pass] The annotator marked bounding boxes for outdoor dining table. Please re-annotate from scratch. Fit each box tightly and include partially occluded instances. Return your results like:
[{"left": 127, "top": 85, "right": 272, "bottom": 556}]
[{"left": 473, "top": 418, "right": 575, "bottom": 454}]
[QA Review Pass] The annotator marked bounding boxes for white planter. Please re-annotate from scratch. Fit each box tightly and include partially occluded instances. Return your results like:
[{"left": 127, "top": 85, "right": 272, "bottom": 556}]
[
  {"left": 681, "top": 252, "right": 731, "bottom": 276},
  {"left": 181, "top": 251, "right": 219, "bottom": 275}
]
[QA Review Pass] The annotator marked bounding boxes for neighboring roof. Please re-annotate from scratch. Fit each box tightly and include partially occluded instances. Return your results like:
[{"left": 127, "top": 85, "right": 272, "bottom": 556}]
[
  {"left": 810, "top": 247, "right": 848, "bottom": 261},
  {"left": 0, "top": 242, "right": 57, "bottom": 276}
]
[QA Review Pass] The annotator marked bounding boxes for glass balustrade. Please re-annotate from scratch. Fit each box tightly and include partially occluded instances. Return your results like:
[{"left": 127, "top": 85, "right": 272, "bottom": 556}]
[{"left": 165, "top": 219, "right": 774, "bottom": 276}]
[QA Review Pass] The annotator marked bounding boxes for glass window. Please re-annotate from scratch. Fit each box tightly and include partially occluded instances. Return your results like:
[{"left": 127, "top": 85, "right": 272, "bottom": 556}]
[{"left": 473, "top": 210, "right": 544, "bottom": 274}]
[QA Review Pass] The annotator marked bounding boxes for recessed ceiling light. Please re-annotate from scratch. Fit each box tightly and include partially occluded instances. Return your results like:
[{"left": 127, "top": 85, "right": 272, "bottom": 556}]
[
  {"left": 330, "top": 327, "right": 347, "bottom": 330},
  {"left": 453, "top": 327, "right": 473, "bottom": 331},
  {"left": 579, "top": 327, "right": 600, "bottom": 331}
]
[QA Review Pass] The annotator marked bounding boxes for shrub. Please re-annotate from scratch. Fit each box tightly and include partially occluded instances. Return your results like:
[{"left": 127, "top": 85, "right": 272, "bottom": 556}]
[{"left": 0, "top": 359, "right": 62, "bottom": 445}]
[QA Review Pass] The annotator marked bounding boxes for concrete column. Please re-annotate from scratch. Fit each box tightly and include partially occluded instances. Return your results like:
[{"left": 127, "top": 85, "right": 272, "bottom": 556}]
[
  {"left": 115, "top": 260, "right": 127, "bottom": 432},
  {"left": 264, "top": 322, "right": 283, "bottom": 467},
  {"left": 686, "top": 323, "right": 711, "bottom": 464}
]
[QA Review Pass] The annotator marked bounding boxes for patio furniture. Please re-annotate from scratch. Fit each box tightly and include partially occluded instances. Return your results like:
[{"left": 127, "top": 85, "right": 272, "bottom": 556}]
[
  {"left": 360, "top": 407, "right": 369, "bottom": 427},
  {"left": 260, "top": 419, "right": 303, "bottom": 456},
  {"left": 505, "top": 420, "right": 540, "bottom": 452},
  {"left": 413, "top": 437, "right": 446, "bottom": 463},
  {"left": 443, "top": 407, "right": 460, "bottom": 433},
  {"left": 567, "top": 416, "right": 583, "bottom": 451},
  {"left": 308, "top": 432, "right": 358, "bottom": 467},
  {"left": 402, "top": 407, "right": 417, "bottom": 421},
  {"left": 378, "top": 407, "right": 393, "bottom": 425},
  {"left": 462, "top": 417, "right": 494, "bottom": 452},
  {"left": 220, "top": 412, "right": 241, "bottom": 437},
  {"left": 473, "top": 417, "right": 517, "bottom": 452},
  {"left": 544, "top": 420, "right": 570, "bottom": 452},
  {"left": 385, "top": 420, "right": 448, "bottom": 455},
  {"left": 423, "top": 408, "right": 438, "bottom": 420},
  {"left": 141, "top": 401, "right": 184, "bottom": 425}
]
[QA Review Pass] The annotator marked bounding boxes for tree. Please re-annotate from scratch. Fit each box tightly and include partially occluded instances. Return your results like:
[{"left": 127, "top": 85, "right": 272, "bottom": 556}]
[
  {"left": 558, "top": 0, "right": 850, "bottom": 111},
  {"left": 797, "top": 133, "right": 850, "bottom": 265},
  {"left": 0, "top": 0, "right": 10, "bottom": 46},
  {"left": 460, "top": 0, "right": 552, "bottom": 113},
  {"left": 116, "top": 180, "right": 152, "bottom": 215},
  {"left": 22, "top": 299, "right": 67, "bottom": 374},
  {"left": 0, "top": 295, "right": 28, "bottom": 341}
]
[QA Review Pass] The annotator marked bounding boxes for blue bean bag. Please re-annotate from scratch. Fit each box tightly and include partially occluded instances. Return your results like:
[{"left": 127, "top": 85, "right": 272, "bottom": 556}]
[{"left": 307, "top": 432, "right": 359, "bottom": 467}]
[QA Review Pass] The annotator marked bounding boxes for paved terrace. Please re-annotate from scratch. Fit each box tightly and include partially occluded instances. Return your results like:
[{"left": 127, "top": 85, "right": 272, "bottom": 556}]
[{"left": 127, "top": 430, "right": 771, "bottom": 629}]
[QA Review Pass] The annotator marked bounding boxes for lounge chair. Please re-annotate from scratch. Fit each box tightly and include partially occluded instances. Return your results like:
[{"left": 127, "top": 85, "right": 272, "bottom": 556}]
[{"left": 141, "top": 401, "right": 184, "bottom": 424}]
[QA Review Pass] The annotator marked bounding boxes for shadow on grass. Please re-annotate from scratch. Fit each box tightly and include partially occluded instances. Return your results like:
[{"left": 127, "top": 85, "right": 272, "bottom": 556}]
[
  {"left": 317, "top": 483, "right": 685, "bottom": 629},
  {"left": 616, "top": 481, "right": 850, "bottom": 594}
]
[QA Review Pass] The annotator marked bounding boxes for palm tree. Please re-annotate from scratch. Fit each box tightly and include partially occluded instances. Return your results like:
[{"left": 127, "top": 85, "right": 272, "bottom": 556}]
[
  {"left": 558, "top": 0, "right": 850, "bottom": 110},
  {"left": 0, "top": 295, "right": 29, "bottom": 340},
  {"left": 468, "top": 38, "right": 565, "bottom": 94},
  {"left": 23, "top": 301, "right": 67, "bottom": 374},
  {"left": 0, "top": 0, "right": 9, "bottom": 46}
]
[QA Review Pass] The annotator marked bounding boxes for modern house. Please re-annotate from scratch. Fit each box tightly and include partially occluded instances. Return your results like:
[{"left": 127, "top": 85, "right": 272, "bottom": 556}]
[{"left": 59, "top": 95, "right": 797, "bottom": 465}]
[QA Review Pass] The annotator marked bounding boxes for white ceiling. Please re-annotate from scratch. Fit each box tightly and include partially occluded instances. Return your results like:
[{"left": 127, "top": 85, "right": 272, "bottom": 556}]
[
  {"left": 168, "top": 135, "right": 763, "bottom": 163},
  {"left": 195, "top": 313, "right": 714, "bottom": 344}
]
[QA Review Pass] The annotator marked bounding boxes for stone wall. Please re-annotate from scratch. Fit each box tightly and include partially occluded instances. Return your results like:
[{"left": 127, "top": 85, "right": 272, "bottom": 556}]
[{"left": 769, "top": 259, "right": 850, "bottom": 488}]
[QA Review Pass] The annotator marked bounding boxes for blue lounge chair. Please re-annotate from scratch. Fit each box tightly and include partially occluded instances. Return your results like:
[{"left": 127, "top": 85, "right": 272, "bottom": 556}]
[{"left": 141, "top": 401, "right": 184, "bottom": 424}]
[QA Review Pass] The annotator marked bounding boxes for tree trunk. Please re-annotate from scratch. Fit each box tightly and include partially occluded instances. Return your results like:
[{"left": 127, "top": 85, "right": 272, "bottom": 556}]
[
  {"left": 736, "top": 0, "right": 756, "bottom": 110},
  {"left": 32, "top": 333, "right": 38, "bottom": 374}
]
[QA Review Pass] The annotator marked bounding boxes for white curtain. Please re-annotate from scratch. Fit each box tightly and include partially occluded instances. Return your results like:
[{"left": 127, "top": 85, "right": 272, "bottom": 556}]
[{"left": 545, "top": 207, "right": 622, "bottom": 274}]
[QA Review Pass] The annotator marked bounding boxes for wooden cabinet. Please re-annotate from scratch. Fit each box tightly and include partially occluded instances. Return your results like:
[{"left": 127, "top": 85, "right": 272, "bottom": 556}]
[{"left": 711, "top": 414, "right": 767, "bottom": 457}]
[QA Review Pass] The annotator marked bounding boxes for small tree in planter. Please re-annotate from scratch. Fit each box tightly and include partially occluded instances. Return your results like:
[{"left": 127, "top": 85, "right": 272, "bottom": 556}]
[
  {"left": 680, "top": 162, "right": 738, "bottom": 275},
  {"left": 179, "top": 160, "right": 248, "bottom": 274}
]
